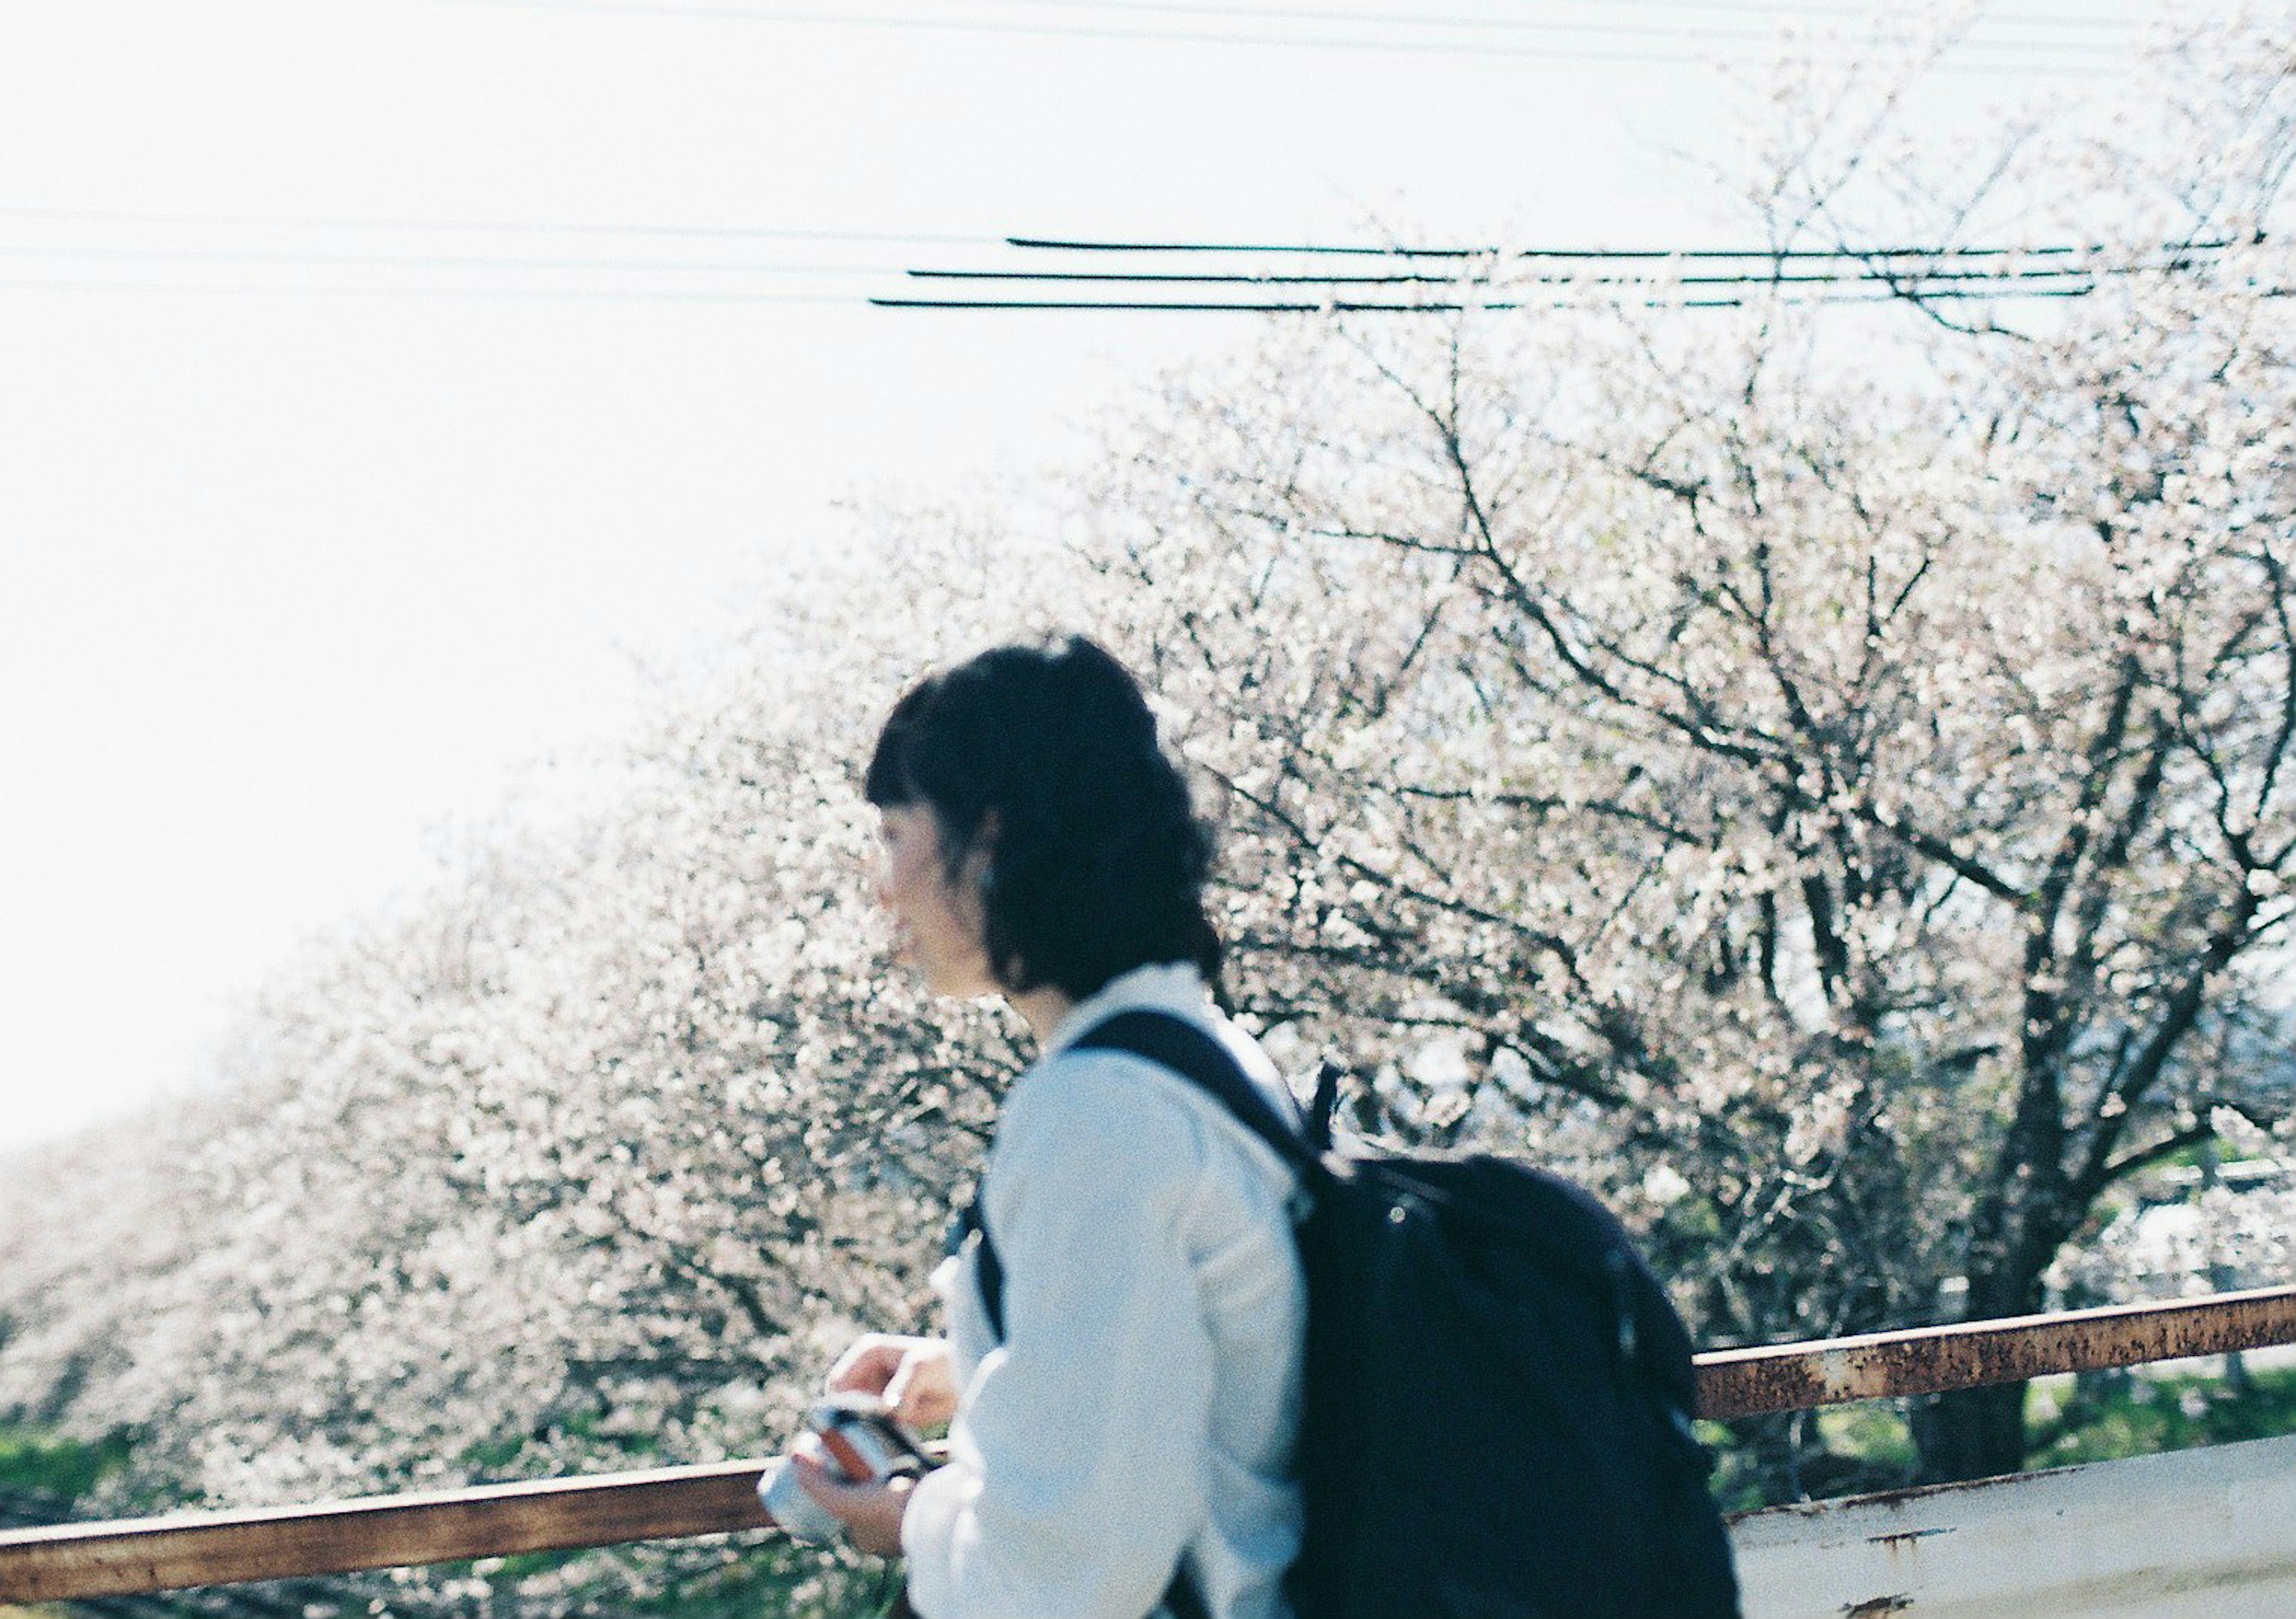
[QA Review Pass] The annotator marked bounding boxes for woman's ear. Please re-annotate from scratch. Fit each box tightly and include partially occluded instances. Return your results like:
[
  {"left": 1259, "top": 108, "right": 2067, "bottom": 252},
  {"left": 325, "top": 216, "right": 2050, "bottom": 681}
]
[{"left": 967, "top": 809, "right": 1002, "bottom": 895}]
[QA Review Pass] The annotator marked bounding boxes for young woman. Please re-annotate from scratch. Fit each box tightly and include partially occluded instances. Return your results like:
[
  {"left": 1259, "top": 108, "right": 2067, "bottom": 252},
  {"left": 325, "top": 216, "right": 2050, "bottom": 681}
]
[{"left": 789, "top": 636, "right": 1305, "bottom": 1619}]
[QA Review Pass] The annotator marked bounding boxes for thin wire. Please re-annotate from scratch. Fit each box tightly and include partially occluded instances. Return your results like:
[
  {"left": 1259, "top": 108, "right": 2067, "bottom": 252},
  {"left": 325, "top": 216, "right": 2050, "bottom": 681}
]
[
  {"left": 905, "top": 261, "right": 2205, "bottom": 288},
  {"left": 4, "top": 207, "right": 2230, "bottom": 265},
  {"left": 0, "top": 201, "right": 988, "bottom": 246},
  {"left": 15, "top": 275, "right": 2275, "bottom": 309},
  {"left": 870, "top": 285, "right": 2120, "bottom": 310},
  {"left": 0, "top": 276, "right": 865, "bottom": 304},
  {"left": 0, "top": 242, "right": 907, "bottom": 274},
  {"left": 884, "top": 277, "right": 2296, "bottom": 310},
  {"left": 1001, "top": 0, "right": 2142, "bottom": 33},
  {"left": 426, "top": 0, "right": 2124, "bottom": 73},
  {"left": 1003, "top": 235, "right": 2244, "bottom": 259},
  {"left": 0, "top": 232, "right": 2242, "bottom": 301},
  {"left": 0, "top": 261, "right": 2197, "bottom": 300},
  {"left": 428, "top": 0, "right": 2133, "bottom": 53}
]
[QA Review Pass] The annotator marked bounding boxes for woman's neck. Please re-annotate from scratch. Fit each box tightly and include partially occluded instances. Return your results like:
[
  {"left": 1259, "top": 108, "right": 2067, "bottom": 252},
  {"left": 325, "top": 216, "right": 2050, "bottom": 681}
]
[{"left": 1009, "top": 985, "right": 1076, "bottom": 1048}]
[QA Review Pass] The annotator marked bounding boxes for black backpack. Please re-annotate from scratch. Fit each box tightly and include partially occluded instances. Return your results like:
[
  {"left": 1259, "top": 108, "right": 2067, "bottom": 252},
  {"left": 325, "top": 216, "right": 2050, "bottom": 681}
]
[{"left": 955, "top": 1009, "right": 1742, "bottom": 1619}]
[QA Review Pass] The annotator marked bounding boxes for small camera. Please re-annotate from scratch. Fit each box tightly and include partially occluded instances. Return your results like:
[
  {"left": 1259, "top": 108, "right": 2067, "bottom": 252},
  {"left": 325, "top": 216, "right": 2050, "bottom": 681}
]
[{"left": 758, "top": 1391, "right": 932, "bottom": 1542}]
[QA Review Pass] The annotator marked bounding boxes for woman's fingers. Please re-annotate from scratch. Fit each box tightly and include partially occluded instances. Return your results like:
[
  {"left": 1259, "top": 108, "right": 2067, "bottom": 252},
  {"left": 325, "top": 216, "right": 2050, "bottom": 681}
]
[
  {"left": 884, "top": 1346, "right": 960, "bottom": 1429},
  {"left": 827, "top": 1334, "right": 956, "bottom": 1429},
  {"left": 789, "top": 1449, "right": 915, "bottom": 1557},
  {"left": 825, "top": 1335, "right": 907, "bottom": 1397}
]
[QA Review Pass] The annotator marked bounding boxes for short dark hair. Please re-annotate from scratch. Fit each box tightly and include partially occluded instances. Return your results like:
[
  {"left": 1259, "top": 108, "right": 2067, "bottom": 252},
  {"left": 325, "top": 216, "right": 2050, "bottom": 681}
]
[{"left": 863, "top": 636, "right": 1223, "bottom": 1002}]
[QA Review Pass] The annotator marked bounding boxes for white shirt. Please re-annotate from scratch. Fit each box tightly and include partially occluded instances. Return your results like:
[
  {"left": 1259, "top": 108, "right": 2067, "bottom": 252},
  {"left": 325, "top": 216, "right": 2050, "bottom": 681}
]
[{"left": 900, "top": 963, "right": 1307, "bottom": 1619}]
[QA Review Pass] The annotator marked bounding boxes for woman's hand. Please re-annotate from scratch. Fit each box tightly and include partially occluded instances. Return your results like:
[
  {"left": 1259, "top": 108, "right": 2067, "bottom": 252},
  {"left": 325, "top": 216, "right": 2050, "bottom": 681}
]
[
  {"left": 788, "top": 1446, "right": 920, "bottom": 1557},
  {"left": 826, "top": 1333, "right": 958, "bottom": 1431}
]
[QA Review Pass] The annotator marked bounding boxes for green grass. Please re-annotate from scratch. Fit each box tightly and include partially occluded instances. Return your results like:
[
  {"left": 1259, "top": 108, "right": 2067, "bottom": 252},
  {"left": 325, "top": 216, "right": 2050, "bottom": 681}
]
[
  {"left": 2026, "top": 1360, "right": 2296, "bottom": 1465},
  {"left": 0, "top": 1427, "right": 135, "bottom": 1617},
  {"left": 0, "top": 1426, "right": 130, "bottom": 1504}
]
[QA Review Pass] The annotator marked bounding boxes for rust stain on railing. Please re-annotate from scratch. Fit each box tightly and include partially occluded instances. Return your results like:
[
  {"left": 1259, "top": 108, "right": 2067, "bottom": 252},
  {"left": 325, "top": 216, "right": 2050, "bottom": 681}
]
[
  {"left": 0, "top": 1459, "right": 776, "bottom": 1605},
  {"left": 1693, "top": 1284, "right": 2296, "bottom": 1419}
]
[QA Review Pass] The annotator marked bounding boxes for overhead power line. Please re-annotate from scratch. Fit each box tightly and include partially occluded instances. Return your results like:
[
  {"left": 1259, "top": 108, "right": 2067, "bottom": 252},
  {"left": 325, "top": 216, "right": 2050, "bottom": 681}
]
[
  {"left": 435, "top": 0, "right": 2131, "bottom": 53},
  {"left": 0, "top": 205, "right": 984, "bottom": 300},
  {"left": 1000, "top": 235, "right": 2245, "bottom": 259},
  {"left": 871, "top": 231, "right": 2258, "bottom": 306},
  {"left": 0, "top": 214, "right": 2264, "bottom": 310},
  {"left": 0, "top": 271, "right": 2218, "bottom": 308},
  {"left": 0, "top": 241, "right": 910, "bottom": 275},
  {"left": 14, "top": 207, "right": 2236, "bottom": 268},
  {"left": 0, "top": 201, "right": 989, "bottom": 246},
  {"left": 869, "top": 286, "right": 2120, "bottom": 312},
  {"left": 430, "top": 0, "right": 2126, "bottom": 74},
  {"left": 903, "top": 260, "right": 2210, "bottom": 289},
  {"left": 1003, "top": 0, "right": 2139, "bottom": 33},
  {"left": 877, "top": 231, "right": 2274, "bottom": 309},
  {"left": 0, "top": 275, "right": 860, "bottom": 306}
]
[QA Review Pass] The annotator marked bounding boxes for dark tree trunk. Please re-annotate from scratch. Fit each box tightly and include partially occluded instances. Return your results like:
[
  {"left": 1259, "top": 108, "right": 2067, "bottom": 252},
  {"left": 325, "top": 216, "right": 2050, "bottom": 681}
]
[
  {"left": 1720, "top": 1410, "right": 1848, "bottom": 1506},
  {"left": 1910, "top": 1380, "right": 2030, "bottom": 1483},
  {"left": 1909, "top": 1247, "right": 2056, "bottom": 1483}
]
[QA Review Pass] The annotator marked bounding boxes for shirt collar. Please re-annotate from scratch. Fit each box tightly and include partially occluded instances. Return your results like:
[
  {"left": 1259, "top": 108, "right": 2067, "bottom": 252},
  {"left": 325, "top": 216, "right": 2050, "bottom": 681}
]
[{"left": 1041, "top": 961, "right": 1213, "bottom": 1059}]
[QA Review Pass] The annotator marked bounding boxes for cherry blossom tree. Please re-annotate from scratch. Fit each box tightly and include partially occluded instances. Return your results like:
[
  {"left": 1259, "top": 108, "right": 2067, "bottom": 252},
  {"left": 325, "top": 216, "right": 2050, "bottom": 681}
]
[
  {"left": 1052, "top": 8, "right": 2296, "bottom": 1483},
  {"left": 0, "top": 533, "right": 1072, "bottom": 1615},
  {"left": 4, "top": 19, "right": 2292, "bottom": 1593}
]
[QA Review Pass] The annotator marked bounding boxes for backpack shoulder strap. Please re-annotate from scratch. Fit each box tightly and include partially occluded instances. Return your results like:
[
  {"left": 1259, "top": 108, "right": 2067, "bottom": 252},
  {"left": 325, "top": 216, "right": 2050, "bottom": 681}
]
[
  {"left": 1070, "top": 1009, "right": 1318, "bottom": 1174},
  {"left": 951, "top": 1008, "right": 1312, "bottom": 1340}
]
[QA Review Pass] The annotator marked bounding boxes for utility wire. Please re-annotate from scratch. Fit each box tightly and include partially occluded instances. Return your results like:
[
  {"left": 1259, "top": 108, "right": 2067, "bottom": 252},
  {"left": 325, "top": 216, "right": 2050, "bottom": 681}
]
[
  {"left": 0, "top": 276, "right": 860, "bottom": 304},
  {"left": 15, "top": 271, "right": 2269, "bottom": 310},
  {"left": 1004, "top": 0, "right": 2141, "bottom": 33},
  {"left": 881, "top": 233, "right": 2277, "bottom": 308},
  {"left": 429, "top": 0, "right": 2124, "bottom": 73},
  {"left": 4, "top": 206, "right": 2223, "bottom": 265},
  {"left": 0, "top": 222, "right": 2254, "bottom": 308},
  {"left": 879, "top": 265, "right": 2282, "bottom": 309},
  {"left": 0, "top": 242, "right": 909, "bottom": 274},
  {"left": 871, "top": 285, "right": 2124, "bottom": 311},
  {"left": 431, "top": 0, "right": 2133, "bottom": 53},
  {"left": 0, "top": 201, "right": 988, "bottom": 246},
  {"left": 908, "top": 261, "right": 2217, "bottom": 288},
  {"left": 4, "top": 246, "right": 2194, "bottom": 284},
  {"left": 1001, "top": 235, "right": 2244, "bottom": 259}
]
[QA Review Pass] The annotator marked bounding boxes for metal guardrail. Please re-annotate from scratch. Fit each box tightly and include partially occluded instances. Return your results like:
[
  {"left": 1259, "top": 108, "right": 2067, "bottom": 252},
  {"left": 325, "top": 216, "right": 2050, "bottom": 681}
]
[
  {"left": 1693, "top": 1284, "right": 2296, "bottom": 1419},
  {"left": 2, "top": 1285, "right": 2291, "bottom": 1606},
  {"left": 0, "top": 1460, "right": 776, "bottom": 1606}
]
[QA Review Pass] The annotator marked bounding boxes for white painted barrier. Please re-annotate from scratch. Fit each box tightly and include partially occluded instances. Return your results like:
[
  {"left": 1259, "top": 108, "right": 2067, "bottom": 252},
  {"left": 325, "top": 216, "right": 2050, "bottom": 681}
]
[{"left": 1731, "top": 1433, "right": 2296, "bottom": 1618}]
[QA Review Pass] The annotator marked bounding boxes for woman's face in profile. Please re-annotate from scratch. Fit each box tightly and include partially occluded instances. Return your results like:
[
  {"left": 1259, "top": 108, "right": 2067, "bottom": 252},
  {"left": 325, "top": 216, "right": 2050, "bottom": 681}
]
[{"left": 875, "top": 804, "right": 994, "bottom": 998}]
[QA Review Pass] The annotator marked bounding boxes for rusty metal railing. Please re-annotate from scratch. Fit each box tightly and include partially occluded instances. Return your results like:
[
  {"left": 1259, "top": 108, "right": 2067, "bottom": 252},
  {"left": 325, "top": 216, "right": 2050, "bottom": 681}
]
[
  {"left": 2, "top": 1285, "right": 2291, "bottom": 1605},
  {"left": 1694, "top": 1284, "right": 2296, "bottom": 1419}
]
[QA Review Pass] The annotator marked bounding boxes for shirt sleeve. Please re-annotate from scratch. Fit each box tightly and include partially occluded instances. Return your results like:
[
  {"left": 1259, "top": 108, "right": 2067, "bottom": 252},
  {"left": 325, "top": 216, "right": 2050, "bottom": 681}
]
[{"left": 901, "top": 1056, "right": 1216, "bottom": 1619}]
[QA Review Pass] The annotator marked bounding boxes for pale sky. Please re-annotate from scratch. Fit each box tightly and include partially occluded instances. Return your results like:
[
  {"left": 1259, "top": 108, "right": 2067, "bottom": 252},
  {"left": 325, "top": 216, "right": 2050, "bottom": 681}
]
[{"left": 0, "top": 0, "right": 2188, "bottom": 1153}]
